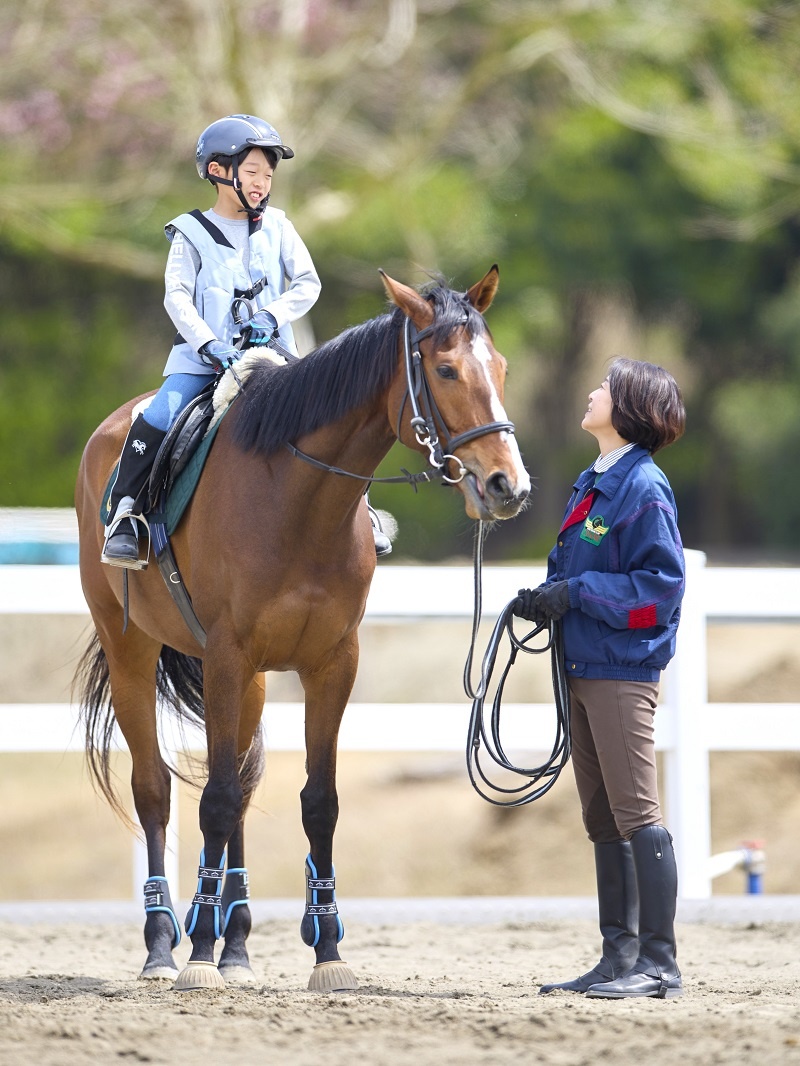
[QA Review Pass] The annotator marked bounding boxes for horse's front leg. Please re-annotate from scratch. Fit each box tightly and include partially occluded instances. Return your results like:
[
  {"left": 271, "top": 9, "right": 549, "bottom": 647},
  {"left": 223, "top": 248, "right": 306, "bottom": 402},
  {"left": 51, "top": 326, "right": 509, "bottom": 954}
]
[
  {"left": 299, "top": 634, "right": 360, "bottom": 992},
  {"left": 217, "top": 674, "right": 267, "bottom": 984},
  {"left": 175, "top": 647, "right": 255, "bottom": 991}
]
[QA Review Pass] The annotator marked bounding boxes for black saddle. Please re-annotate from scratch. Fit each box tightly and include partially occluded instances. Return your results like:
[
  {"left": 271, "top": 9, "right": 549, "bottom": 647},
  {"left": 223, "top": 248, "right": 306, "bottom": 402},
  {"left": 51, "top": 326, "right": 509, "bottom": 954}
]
[{"left": 145, "top": 381, "right": 218, "bottom": 512}]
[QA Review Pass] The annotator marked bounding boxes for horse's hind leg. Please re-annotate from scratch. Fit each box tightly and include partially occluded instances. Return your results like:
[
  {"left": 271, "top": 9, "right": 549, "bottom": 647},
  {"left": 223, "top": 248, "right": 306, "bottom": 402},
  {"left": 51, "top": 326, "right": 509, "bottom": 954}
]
[
  {"left": 103, "top": 630, "right": 181, "bottom": 979},
  {"left": 217, "top": 674, "right": 266, "bottom": 984}
]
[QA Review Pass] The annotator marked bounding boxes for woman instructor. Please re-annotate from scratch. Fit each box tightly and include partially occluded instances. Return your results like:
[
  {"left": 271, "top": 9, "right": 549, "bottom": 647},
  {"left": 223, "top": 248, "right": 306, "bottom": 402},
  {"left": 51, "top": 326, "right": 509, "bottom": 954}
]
[{"left": 515, "top": 357, "right": 686, "bottom": 999}]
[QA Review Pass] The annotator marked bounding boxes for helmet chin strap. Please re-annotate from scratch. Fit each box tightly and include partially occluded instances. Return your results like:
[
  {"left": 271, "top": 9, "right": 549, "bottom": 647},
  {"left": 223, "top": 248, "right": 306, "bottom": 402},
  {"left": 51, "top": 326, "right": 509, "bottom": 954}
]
[{"left": 212, "top": 157, "right": 270, "bottom": 219}]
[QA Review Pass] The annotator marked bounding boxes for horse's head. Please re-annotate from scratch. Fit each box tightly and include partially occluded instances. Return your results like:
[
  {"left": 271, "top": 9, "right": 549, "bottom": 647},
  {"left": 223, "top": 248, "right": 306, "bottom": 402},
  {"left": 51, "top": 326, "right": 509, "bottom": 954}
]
[{"left": 381, "top": 267, "right": 531, "bottom": 521}]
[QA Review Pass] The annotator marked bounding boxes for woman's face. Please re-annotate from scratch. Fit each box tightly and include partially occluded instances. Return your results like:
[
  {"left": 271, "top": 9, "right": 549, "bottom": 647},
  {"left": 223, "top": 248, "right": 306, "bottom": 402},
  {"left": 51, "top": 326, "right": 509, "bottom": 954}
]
[{"left": 581, "top": 379, "right": 614, "bottom": 436}]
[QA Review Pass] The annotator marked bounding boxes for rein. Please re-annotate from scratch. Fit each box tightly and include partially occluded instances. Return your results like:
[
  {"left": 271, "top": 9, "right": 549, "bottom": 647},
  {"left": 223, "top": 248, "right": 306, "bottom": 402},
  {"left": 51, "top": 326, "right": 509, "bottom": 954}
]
[
  {"left": 463, "top": 523, "right": 572, "bottom": 806},
  {"left": 285, "top": 311, "right": 516, "bottom": 487}
]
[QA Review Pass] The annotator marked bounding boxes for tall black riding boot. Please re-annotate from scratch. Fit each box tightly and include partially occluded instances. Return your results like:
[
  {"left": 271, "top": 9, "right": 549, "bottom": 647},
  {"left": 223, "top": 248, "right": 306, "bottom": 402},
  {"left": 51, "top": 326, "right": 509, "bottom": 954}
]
[
  {"left": 539, "top": 840, "right": 639, "bottom": 994},
  {"left": 365, "top": 493, "right": 393, "bottom": 557},
  {"left": 101, "top": 413, "right": 167, "bottom": 569},
  {"left": 586, "top": 824, "right": 682, "bottom": 999}
]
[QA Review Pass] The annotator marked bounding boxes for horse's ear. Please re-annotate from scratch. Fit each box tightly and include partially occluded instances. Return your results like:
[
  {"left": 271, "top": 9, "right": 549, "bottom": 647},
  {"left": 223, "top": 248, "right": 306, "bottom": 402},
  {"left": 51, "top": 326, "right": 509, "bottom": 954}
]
[
  {"left": 379, "top": 270, "right": 435, "bottom": 330},
  {"left": 466, "top": 265, "right": 499, "bottom": 313}
]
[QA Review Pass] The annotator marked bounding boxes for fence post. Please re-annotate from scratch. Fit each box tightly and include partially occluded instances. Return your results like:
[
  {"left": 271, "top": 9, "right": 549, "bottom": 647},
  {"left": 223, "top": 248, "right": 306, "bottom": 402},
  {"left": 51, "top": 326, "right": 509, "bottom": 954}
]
[{"left": 663, "top": 548, "right": 711, "bottom": 899}]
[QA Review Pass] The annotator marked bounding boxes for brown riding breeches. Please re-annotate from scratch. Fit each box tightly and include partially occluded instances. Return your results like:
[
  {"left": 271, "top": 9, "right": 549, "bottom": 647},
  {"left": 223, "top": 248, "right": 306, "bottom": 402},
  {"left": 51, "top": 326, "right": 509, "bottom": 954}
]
[{"left": 568, "top": 677, "right": 662, "bottom": 843}]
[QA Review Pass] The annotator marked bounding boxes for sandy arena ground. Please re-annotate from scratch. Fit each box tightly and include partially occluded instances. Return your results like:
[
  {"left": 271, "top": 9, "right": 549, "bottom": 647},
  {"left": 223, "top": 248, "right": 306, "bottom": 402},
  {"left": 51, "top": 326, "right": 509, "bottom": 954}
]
[{"left": 1, "top": 912, "right": 799, "bottom": 1066}]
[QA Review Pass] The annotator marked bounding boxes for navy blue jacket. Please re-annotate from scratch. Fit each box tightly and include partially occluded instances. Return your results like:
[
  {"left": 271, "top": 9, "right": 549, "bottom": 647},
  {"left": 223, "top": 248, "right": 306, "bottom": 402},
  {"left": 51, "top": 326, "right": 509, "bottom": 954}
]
[{"left": 546, "top": 445, "right": 685, "bottom": 681}]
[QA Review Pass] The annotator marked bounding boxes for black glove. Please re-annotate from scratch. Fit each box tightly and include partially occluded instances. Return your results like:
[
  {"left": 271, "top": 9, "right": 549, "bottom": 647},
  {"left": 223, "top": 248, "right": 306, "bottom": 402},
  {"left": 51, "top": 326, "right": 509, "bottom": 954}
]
[
  {"left": 513, "top": 586, "right": 546, "bottom": 623},
  {"left": 536, "top": 580, "right": 572, "bottom": 620},
  {"left": 198, "top": 339, "right": 240, "bottom": 370}
]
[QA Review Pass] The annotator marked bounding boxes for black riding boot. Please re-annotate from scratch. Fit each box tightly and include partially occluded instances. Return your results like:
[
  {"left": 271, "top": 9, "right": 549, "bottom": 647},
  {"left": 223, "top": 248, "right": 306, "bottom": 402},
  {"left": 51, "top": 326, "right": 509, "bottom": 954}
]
[
  {"left": 365, "top": 493, "right": 393, "bottom": 557},
  {"left": 586, "top": 824, "right": 682, "bottom": 999},
  {"left": 101, "top": 414, "right": 167, "bottom": 569},
  {"left": 539, "top": 840, "right": 639, "bottom": 994}
]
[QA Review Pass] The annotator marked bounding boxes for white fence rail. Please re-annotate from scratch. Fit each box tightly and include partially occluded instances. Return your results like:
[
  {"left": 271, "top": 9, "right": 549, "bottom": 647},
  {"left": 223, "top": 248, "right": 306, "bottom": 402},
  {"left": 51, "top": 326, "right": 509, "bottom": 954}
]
[{"left": 2, "top": 551, "right": 799, "bottom": 900}]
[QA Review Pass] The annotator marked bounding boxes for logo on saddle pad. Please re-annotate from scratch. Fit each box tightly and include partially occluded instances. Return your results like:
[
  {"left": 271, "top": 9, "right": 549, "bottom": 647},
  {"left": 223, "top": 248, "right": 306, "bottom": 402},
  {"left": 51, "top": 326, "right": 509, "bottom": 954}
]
[
  {"left": 131, "top": 439, "right": 148, "bottom": 456},
  {"left": 580, "top": 514, "right": 609, "bottom": 545}
]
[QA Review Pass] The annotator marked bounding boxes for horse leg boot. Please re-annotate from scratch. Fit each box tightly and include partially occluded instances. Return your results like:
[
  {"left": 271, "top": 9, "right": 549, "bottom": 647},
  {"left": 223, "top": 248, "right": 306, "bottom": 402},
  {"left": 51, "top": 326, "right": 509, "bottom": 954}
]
[
  {"left": 539, "top": 840, "right": 639, "bottom": 994},
  {"left": 586, "top": 824, "right": 682, "bottom": 999},
  {"left": 101, "top": 414, "right": 166, "bottom": 568}
]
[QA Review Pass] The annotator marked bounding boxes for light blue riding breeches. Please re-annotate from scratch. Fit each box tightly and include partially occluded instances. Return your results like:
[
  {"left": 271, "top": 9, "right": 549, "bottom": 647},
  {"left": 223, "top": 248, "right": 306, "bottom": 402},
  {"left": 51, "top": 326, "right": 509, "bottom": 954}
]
[{"left": 142, "top": 372, "right": 216, "bottom": 433}]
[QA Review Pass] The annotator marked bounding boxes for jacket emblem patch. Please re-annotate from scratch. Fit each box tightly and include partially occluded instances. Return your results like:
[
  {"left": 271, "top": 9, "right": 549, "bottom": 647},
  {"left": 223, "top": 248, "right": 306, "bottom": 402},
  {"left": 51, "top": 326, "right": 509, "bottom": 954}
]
[{"left": 580, "top": 514, "right": 609, "bottom": 545}]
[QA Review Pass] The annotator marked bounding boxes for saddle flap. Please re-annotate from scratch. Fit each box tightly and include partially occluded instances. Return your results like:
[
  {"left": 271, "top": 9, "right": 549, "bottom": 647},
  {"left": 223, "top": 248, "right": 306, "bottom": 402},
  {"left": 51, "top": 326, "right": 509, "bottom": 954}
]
[{"left": 147, "top": 385, "right": 217, "bottom": 510}]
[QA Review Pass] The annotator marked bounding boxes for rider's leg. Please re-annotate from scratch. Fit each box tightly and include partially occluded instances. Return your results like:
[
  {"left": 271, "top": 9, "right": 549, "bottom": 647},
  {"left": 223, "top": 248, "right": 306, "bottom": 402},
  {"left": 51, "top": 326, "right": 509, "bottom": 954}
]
[
  {"left": 365, "top": 493, "right": 393, "bottom": 558},
  {"left": 102, "top": 373, "right": 214, "bottom": 568}
]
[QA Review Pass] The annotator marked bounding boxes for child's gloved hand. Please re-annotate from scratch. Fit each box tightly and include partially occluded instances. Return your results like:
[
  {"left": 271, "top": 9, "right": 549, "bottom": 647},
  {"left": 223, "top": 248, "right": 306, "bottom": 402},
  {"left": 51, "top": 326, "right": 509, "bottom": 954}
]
[
  {"left": 198, "top": 340, "right": 241, "bottom": 370},
  {"left": 244, "top": 310, "right": 278, "bottom": 346}
]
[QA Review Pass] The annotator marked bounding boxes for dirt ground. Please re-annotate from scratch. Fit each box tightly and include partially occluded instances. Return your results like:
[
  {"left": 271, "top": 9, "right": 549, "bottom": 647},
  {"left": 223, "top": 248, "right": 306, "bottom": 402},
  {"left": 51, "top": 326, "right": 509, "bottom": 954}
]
[{"left": 1, "top": 915, "right": 799, "bottom": 1066}]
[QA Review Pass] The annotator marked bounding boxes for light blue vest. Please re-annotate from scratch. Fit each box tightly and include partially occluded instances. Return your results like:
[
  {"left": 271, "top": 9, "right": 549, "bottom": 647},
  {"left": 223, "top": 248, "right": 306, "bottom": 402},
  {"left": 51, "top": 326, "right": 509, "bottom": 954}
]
[{"left": 163, "top": 209, "right": 298, "bottom": 374}]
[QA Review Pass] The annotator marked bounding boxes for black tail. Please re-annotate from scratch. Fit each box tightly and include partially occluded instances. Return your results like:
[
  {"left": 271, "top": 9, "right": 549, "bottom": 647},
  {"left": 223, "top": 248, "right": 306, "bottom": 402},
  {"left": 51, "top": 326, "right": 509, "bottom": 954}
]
[{"left": 73, "top": 631, "right": 264, "bottom": 823}]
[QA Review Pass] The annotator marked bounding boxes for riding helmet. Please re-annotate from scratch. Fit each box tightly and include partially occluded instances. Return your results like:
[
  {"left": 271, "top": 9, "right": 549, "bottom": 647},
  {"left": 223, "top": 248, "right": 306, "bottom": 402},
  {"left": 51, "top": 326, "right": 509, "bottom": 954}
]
[{"left": 195, "top": 115, "right": 295, "bottom": 180}]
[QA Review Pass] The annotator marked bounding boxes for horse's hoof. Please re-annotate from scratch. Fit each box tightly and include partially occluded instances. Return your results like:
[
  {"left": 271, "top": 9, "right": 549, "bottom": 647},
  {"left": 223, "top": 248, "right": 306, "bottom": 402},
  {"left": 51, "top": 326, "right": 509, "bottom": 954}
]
[
  {"left": 307, "top": 960, "right": 358, "bottom": 993},
  {"left": 139, "top": 964, "right": 179, "bottom": 981},
  {"left": 174, "top": 961, "right": 227, "bottom": 991},
  {"left": 217, "top": 964, "right": 258, "bottom": 985}
]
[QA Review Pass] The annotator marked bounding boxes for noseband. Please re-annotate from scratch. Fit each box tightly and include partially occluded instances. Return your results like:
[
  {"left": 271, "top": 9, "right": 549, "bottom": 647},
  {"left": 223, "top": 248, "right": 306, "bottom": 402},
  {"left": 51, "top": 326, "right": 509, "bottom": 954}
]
[{"left": 398, "top": 315, "right": 516, "bottom": 484}]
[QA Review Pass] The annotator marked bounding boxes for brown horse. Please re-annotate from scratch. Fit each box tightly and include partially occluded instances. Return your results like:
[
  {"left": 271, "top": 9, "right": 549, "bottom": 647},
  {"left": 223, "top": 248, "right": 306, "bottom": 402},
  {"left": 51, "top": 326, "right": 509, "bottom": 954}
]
[{"left": 74, "top": 267, "right": 530, "bottom": 992}]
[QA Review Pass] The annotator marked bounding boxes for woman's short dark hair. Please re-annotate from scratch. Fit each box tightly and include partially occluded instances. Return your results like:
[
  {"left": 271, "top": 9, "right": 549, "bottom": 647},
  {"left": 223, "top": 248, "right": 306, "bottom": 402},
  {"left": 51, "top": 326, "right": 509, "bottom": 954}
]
[{"left": 607, "top": 357, "right": 685, "bottom": 454}]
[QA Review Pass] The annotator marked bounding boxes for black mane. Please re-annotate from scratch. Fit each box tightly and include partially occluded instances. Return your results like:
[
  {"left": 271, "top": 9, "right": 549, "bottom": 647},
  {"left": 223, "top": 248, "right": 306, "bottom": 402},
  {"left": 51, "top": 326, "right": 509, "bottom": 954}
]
[{"left": 232, "top": 281, "right": 488, "bottom": 457}]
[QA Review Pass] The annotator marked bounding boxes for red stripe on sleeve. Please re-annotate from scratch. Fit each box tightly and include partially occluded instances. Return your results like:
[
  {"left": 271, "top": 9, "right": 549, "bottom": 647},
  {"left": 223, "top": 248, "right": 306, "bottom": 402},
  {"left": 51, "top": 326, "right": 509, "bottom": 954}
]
[{"left": 628, "top": 605, "right": 657, "bottom": 629}]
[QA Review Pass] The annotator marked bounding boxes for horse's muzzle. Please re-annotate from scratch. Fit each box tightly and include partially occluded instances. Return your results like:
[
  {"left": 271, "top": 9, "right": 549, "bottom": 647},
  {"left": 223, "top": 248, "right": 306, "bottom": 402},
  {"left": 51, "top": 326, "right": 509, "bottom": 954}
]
[{"left": 461, "top": 471, "right": 530, "bottom": 521}]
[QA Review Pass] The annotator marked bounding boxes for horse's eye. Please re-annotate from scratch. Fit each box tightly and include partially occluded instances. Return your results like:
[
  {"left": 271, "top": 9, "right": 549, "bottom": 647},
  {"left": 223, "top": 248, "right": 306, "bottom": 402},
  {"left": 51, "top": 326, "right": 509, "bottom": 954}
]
[{"left": 437, "top": 364, "right": 458, "bottom": 380}]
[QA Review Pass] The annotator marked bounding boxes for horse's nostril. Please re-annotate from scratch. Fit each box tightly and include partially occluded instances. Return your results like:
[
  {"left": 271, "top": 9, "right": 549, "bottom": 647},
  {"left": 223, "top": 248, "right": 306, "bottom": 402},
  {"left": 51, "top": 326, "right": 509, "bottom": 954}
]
[{"left": 486, "top": 472, "right": 512, "bottom": 500}]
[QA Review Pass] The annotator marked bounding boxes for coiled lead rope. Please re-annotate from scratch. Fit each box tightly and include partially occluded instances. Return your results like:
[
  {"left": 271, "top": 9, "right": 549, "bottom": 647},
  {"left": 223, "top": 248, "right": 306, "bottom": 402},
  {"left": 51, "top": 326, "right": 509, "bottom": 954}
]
[{"left": 463, "top": 522, "right": 572, "bottom": 806}]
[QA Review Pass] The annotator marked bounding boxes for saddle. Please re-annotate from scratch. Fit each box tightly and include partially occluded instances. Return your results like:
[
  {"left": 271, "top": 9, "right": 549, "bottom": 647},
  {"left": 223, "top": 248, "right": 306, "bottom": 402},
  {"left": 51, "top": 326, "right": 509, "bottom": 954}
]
[
  {"left": 101, "top": 353, "right": 280, "bottom": 645},
  {"left": 146, "top": 382, "right": 218, "bottom": 514}
]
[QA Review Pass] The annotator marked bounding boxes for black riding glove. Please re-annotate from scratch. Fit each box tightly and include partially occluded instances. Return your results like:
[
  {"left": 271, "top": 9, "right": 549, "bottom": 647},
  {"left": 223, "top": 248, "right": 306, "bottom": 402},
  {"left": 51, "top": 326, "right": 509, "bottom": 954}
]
[
  {"left": 536, "top": 580, "right": 572, "bottom": 620},
  {"left": 513, "top": 586, "right": 546, "bottom": 623}
]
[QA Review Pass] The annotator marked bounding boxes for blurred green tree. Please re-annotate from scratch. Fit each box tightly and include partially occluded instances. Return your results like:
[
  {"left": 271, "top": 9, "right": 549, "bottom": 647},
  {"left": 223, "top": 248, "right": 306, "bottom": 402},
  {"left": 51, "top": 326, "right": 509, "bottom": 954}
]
[{"left": 3, "top": 0, "right": 800, "bottom": 559}]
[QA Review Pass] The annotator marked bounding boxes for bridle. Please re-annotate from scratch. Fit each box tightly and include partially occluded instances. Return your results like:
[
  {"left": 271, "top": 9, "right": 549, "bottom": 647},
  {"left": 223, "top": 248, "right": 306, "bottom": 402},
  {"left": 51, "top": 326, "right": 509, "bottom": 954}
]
[
  {"left": 285, "top": 309, "right": 517, "bottom": 487},
  {"left": 395, "top": 314, "right": 516, "bottom": 484}
]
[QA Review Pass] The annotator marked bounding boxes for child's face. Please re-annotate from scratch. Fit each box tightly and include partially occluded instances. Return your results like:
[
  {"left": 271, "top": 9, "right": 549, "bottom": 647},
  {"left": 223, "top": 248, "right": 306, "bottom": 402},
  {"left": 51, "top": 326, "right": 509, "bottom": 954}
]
[{"left": 209, "top": 148, "right": 274, "bottom": 218}]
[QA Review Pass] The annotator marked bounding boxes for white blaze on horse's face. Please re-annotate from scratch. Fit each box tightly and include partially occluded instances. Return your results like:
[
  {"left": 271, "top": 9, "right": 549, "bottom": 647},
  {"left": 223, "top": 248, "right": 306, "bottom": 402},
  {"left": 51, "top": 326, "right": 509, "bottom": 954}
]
[{"left": 456, "top": 333, "right": 531, "bottom": 517}]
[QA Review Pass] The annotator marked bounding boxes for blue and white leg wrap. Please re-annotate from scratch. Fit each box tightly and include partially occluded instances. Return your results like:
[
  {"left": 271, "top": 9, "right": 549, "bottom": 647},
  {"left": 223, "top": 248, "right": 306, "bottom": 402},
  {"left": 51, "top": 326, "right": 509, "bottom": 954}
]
[
  {"left": 221, "top": 867, "right": 250, "bottom": 933},
  {"left": 143, "top": 875, "right": 181, "bottom": 948},
  {"left": 302, "top": 854, "right": 344, "bottom": 947},
  {"left": 185, "top": 849, "right": 225, "bottom": 940}
]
